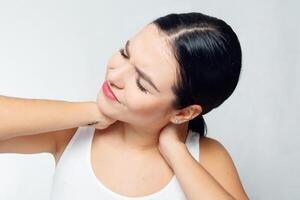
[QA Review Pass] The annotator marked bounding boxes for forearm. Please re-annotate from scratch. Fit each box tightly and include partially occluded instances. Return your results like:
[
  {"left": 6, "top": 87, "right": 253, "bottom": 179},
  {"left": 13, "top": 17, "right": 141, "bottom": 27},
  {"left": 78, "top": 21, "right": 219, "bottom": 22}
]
[
  {"left": 0, "top": 95, "right": 99, "bottom": 140},
  {"left": 167, "top": 143, "right": 235, "bottom": 200}
]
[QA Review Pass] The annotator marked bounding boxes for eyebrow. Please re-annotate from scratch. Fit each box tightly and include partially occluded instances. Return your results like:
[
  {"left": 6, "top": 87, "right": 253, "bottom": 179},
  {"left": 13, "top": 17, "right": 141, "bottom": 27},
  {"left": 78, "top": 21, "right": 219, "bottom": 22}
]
[{"left": 125, "top": 40, "right": 160, "bottom": 93}]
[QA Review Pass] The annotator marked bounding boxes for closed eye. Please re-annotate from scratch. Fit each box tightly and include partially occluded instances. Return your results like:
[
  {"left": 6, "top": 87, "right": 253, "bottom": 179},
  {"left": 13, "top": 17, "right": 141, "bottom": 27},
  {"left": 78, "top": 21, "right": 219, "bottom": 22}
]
[
  {"left": 119, "top": 48, "right": 148, "bottom": 94},
  {"left": 119, "top": 48, "right": 129, "bottom": 59}
]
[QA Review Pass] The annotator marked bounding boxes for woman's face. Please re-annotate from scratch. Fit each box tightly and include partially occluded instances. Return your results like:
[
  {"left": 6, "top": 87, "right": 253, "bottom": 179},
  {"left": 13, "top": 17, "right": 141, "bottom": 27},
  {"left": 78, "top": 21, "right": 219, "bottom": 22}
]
[{"left": 97, "top": 24, "right": 179, "bottom": 127}]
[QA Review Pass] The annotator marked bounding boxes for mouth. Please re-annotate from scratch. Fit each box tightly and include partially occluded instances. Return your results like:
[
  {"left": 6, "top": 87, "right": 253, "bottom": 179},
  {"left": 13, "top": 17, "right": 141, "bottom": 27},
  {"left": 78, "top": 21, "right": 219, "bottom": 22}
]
[{"left": 102, "top": 80, "right": 121, "bottom": 103}]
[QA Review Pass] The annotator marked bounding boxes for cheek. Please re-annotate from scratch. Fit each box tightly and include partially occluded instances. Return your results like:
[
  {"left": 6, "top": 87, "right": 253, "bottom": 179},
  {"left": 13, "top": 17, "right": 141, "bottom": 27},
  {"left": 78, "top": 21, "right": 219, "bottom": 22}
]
[
  {"left": 125, "top": 86, "right": 156, "bottom": 113},
  {"left": 126, "top": 94, "right": 169, "bottom": 120}
]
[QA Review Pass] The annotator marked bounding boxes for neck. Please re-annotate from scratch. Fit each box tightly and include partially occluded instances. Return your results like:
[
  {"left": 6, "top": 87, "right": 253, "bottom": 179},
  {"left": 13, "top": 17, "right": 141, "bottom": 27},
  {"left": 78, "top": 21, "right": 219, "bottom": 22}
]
[{"left": 120, "top": 122, "right": 161, "bottom": 151}]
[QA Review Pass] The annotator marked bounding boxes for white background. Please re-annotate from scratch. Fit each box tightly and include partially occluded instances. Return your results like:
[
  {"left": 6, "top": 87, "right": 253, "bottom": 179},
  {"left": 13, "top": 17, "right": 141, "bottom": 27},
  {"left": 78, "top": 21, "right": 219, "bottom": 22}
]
[{"left": 0, "top": 0, "right": 299, "bottom": 199}]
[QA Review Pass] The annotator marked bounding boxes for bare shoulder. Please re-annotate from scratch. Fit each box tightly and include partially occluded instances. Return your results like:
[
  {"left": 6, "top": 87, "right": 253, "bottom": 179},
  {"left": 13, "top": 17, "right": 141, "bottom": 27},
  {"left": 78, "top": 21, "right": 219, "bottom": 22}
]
[
  {"left": 199, "top": 136, "right": 249, "bottom": 200},
  {"left": 199, "top": 136, "right": 229, "bottom": 162},
  {"left": 54, "top": 127, "right": 79, "bottom": 164},
  {"left": 199, "top": 136, "right": 233, "bottom": 175}
]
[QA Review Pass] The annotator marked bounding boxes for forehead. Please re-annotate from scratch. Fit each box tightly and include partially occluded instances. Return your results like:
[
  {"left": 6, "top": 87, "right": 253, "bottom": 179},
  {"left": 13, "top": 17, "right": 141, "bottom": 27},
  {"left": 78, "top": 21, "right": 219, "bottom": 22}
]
[{"left": 129, "top": 24, "right": 178, "bottom": 93}]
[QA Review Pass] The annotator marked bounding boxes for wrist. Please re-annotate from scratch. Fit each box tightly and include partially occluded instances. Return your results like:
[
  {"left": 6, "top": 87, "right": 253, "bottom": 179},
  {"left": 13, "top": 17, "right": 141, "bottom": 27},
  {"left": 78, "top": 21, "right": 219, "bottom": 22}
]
[
  {"left": 160, "top": 142, "right": 188, "bottom": 168},
  {"left": 75, "top": 101, "right": 101, "bottom": 126}
]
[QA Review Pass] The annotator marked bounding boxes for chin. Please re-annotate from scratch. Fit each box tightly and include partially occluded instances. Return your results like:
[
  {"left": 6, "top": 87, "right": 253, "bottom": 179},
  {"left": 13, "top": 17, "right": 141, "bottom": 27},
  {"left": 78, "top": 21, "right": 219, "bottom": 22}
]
[
  {"left": 96, "top": 92, "right": 112, "bottom": 115},
  {"left": 99, "top": 96, "right": 125, "bottom": 121}
]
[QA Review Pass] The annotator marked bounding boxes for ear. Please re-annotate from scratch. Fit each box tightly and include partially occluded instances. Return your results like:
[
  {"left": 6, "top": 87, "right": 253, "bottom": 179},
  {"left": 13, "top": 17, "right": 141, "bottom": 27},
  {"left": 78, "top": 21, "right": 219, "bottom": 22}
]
[{"left": 170, "top": 104, "right": 202, "bottom": 124}]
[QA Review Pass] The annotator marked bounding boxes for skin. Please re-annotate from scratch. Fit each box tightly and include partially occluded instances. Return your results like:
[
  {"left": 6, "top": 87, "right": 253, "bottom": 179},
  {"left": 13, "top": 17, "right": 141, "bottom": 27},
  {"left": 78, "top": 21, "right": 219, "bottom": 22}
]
[
  {"left": 0, "top": 21, "right": 247, "bottom": 199},
  {"left": 96, "top": 23, "right": 201, "bottom": 151},
  {"left": 93, "top": 23, "right": 248, "bottom": 199}
]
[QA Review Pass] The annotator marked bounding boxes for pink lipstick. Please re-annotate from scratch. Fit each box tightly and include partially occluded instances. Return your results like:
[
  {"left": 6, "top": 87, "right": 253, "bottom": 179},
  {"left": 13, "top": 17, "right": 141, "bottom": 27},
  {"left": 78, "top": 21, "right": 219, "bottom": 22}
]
[{"left": 102, "top": 81, "right": 120, "bottom": 102}]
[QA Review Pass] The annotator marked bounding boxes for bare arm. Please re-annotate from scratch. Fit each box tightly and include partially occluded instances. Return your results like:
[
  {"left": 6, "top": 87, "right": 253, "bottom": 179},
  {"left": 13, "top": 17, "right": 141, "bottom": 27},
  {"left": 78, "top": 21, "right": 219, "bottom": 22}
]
[
  {"left": 163, "top": 137, "right": 249, "bottom": 200},
  {"left": 0, "top": 95, "right": 111, "bottom": 140},
  {"left": 0, "top": 127, "right": 80, "bottom": 169}
]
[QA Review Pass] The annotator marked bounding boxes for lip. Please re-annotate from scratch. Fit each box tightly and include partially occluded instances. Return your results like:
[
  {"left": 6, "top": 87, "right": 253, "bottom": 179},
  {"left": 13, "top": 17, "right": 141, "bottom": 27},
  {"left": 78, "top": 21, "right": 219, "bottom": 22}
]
[{"left": 102, "top": 81, "right": 120, "bottom": 103}]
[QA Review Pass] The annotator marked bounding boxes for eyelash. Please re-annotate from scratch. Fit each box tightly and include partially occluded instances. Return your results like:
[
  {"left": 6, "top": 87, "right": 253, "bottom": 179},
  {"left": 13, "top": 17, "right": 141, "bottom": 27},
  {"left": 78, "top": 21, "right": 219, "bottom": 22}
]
[{"left": 119, "top": 48, "right": 148, "bottom": 93}]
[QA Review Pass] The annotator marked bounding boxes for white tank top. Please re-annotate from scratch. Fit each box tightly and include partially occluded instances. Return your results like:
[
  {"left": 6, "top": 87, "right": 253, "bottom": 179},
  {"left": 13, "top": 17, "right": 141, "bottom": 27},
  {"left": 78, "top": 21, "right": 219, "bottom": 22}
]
[{"left": 50, "top": 126, "right": 200, "bottom": 200}]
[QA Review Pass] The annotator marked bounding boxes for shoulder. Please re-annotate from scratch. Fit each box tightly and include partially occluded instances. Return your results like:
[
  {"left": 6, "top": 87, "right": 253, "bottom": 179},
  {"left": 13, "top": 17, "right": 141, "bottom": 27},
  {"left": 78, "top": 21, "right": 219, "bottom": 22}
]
[
  {"left": 199, "top": 136, "right": 233, "bottom": 171},
  {"left": 199, "top": 136, "right": 235, "bottom": 175},
  {"left": 199, "top": 136, "right": 229, "bottom": 160},
  {"left": 199, "top": 136, "right": 249, "bottom": 199},
  {"left": 54, "top": 127, "right": 79, "bottom": 150},
  {"left": 54, "top": 127, "right": 79, "bottom": 163}
]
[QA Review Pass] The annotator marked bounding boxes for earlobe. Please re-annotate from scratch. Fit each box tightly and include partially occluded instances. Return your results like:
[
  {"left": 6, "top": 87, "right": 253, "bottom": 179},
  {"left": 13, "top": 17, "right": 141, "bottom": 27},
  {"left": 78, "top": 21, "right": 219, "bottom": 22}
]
[
  {"left": 174, "top": 119, "right": 180, "bottom": 124},
  {"left": 170, "top": 114, "right": 183, "bottom": 124}
]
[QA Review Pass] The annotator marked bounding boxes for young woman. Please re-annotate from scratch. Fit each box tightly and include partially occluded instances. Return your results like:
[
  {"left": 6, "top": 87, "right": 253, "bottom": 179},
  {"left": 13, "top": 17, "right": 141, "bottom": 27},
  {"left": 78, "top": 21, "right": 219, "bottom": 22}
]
[{"left": 0, "top": 12, "right": 249, "bottom": 199}]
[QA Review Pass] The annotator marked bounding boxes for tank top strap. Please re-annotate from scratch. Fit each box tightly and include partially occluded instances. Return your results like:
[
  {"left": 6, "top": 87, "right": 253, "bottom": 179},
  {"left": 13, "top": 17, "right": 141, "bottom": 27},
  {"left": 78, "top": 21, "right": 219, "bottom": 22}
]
[
  {"left": 53, "top": 126, "right": 94, "bottom": 179},
  {"left": 185, "top": 129, "right": 200, "bottom": 162}
]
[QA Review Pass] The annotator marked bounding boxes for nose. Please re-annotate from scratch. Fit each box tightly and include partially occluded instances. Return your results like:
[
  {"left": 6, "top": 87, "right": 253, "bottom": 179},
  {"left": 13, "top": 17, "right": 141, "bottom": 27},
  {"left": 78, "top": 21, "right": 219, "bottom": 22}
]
[{"left": 107, "top": 62, "right": 133, "bottom": 90}]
